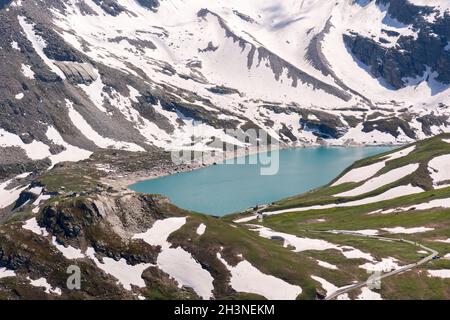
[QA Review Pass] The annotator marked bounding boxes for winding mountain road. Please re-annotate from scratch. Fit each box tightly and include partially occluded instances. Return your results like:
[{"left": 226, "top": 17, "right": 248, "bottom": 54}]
[
  {"left": 311, "top": 230, "right": 440, "bottom": 300},
  {"left": 236, "top": 214, "right": 440, "bottom": 300}
]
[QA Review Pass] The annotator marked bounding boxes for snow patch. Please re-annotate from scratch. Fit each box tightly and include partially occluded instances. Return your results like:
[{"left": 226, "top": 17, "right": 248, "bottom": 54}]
[
  {"left": 382, "top": 227, "right": 434, "bottom": 234},
  {"left": 333, "top": 146, "right": 416, "bottom": 186},
  {"left": 23, "top": 218, "right": 49, "bottom": 236},
  {"left": 251, "top": 225, "right": 375, "bottom": 261},
  {"left": 46, "top": 126, "right": 93, "bottom": 166},
  {"left": 384, "top": 197, "right": 450, "bottom": 214},
  {"left": 196, "top": 223, "right": 206, "bottom": 236},
  {"left": 85, "top": 248, "right": 151, "bottom": 290},
  {"left": 428, "top": 269, "right": 450, "bottom": 279},
  {"left": 357, "top": 287, "right": 382, "bottom": 300},
  {"left": 32, "top": 193, "right": 52, "bottom": 213},
  {"left": 21, "top": 64, "right": 35, "bottom": 79},
  {"left": 52, "top": 237, "right": 85, "bottom": 260},
  {"left": 0, "top": 268, "right": 16, "bottom": 279},
  {"left": 10, "top": 40, "right": 20, "bottom": 50},
  {"left": 0, "top": 176, "right": 27, "bottom": 209},
  {"left": 336, "top": 164, "right": 419, "bottom": 197},
  {"left": 266, "top": 185, "right": 424, "bottom": 215},
  {"left": 18, "top": 16, "right": 65, "bottom": 79},
  {"left": 429, "top": 154, "right": 450, "bottom": 189},
  {"left": 28, "top": 277, "right": 62, "bottom": 296},
  {"left": 78, "top": 69, "right": 107, "bottom": 112},
  {"left": 66, "top": 100, "right": 145, "bottom": 152},
  {"left": 311, "top": 276, "right": 340, "bottom": 296},
  {"left": 217, "top": 253, "right": 302, "bottom": 300},
  {"left": 233, "top": 215, "right": 257, "bottom": 223},
  {"left": 133, "top": 217, "right": 214, "bottom": 300},
  {"left": 332, "top": 161, "right": 386, "bottom": 186},
  {"left": 359, "top": 257, "right": 401, "bottom": 272},
  {"left": 0, "top": 128, "right": 51, "bottom": 160},
  {"left": 316, "top": 260, "right": 338, "bottom": 270}
]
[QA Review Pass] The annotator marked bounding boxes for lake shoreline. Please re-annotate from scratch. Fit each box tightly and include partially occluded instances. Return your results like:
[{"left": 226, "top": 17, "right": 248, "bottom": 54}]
[
  {"left": 102, "top": 143, "right": 402, "bottom": 193},
  {"left": 101, "top": 143, "right": 286, "bottom": 191},
  {"left": 103, "top": 144, "right": 399, "bottom": 216}
]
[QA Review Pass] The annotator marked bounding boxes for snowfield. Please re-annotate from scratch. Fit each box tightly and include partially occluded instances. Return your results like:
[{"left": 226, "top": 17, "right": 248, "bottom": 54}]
[
  {"left": 46, "top": 126, "right": 93, "bottom": 165},
  {"left": 359, "top": 258, "right": 402, "bottom": 273},
  {"left": 0, "top": 176, "right": 28, "bottom": 209},
  {"left": 85, "top": 248, "right": 151, "bottom": 291},
  {"left": 196, "top": 223, "right": 206, "bottom": 236},
  {"left": 1, "top": 0, "right": 449, "bottom": 164},
  {"left": 0, "top": 128, "right": 51, "bottom": 160},
  {"left": 265, "top": 185, "right": 424, "bottom": 215},
  {"left": 382, "top": 197, "right": 450, "bottom": 214},
  {"left": 18, "top": 16, "right": 66, "bottom": 79},
  {"left": 22, "top": 218, "right": 49, "bottom": 236},
  {"left": 332, "top": 161, "right": 386, "bottom": 186},
  {"left": 66, "top": 100, "right": 145, "bottom": 152},
  {"left": 0, "top": 268, "right": 16, "bottom": 279},
  {"left": 250, "top": 225, "right": 375, "bottom": 261},
  {"left": 408, "top": 1, "right": 450, "bottom": 17},
  {"left": 133, "top": 217, "right": 215, "bottom": 300},
  {"left": 52, "top": 237, "right": 85, "bottom": 260},
  {"left": 217, "top": 252, "right": 302, "bottom": 300},
  {"left": 35, "top": 0, "right": 450, "bottom": 152},
  {"left": 336, "top": 163, "right": 419, "bottom": 197},
  {"left": 428, "top": 154, "right": 450, "bottom": 189},
  {"left": 428, "top": 270, "right": 450, "bottom": 279},
  {"left": 381, "top": 227, "right": 435, "bottom": 234},
  {"left": 316, "top": 260, "right": 338, "bottom": 270},
  {"left": 357, "top": 287, "right": 382, "bottom": 300},
  {"left": 27, "top": 277, "right": 62, "bottom": 296}
]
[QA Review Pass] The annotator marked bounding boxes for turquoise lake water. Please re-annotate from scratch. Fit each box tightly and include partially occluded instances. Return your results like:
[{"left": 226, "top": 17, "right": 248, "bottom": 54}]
[{"left": 129, "top": 147, "right": 393, "bottom": 216}]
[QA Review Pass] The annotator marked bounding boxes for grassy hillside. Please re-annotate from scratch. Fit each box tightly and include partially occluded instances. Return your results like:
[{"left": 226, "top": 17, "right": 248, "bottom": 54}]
[
  {"left": 1, "top": 135, "right": 450, "bottom": 300},
  {"left": 230, "top": 134, "right": 450, "bottom": 299}
]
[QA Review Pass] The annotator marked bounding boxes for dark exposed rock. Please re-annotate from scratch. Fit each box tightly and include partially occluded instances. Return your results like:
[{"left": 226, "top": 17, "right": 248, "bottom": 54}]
[
  {"left": 54, "top": 62, "right": 97, "bottom": 84},
  {"left": 279, "top": 124, "right": 298, "bottom": 142},
  {"left": 0, "top": 0, "right": 12, "bottom": 10},
  {"left": 41, "top": 201, "right": 101, "bottom": 239},
  {"left": 300, "top": 118, "right": 345, "bottom": 139},
  {"left": 0, "top": 147, "right": 50, "bottom": 180},
  {"left": 362, "top": 117, "right": 416, "bottom": 139},
  {"left": 345, "top": 0, "right": 450, "bottom": 89},
  {"left": 160, "top": 100, "right": 240, "bottom": 130},
  {"left": 376, "top": 0, "right": 435, "bottom": 25},
  {"left": 199, "top": 41, "right": 219, "bottom": 53},
  {"left": 232, "top": 10, "right": 256, "bottom": 24},
  {"left": 91, "top": 0, "right": 126, "bottom": 16},
  {"left": 108, "top": 36, "right": 157, "bottom": 52},
  {"left": 34, "top": 25, "right": 84, "bottom": 63},
  {"left": 382, "top": 29, "right": 400, "bottom": 37},
  {"left": 136, "top": 0, "right": 160, "bottom": 12},
  {"left": 207, "top": 85, "right": 241, "bottom": 96},
  {"left": 417, "top": 114, "right": 449, "bottom": 136}
]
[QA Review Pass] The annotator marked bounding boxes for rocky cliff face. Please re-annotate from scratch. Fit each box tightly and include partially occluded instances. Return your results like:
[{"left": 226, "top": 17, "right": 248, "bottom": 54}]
[
  {"left": 0, "top": 190, "right": 200, "bottom": 299},
  {"left": 1, "top": 0, "right": 450, "bottom": 173},
  {"left": 344, "top": 0, "right": 450, "bottom": 89}
]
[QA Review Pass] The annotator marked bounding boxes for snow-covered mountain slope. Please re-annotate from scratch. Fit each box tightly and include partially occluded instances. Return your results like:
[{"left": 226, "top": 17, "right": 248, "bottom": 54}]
[
  {"left": 1, "top": 0, "right": 450, "bottom": 171},
  {"left": 2, "top": 134, "right": 450, "bottom": 300}
]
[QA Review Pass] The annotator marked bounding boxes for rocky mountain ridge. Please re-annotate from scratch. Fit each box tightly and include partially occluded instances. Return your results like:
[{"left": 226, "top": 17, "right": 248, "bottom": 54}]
[{"left": 1, "top": 1, "right": 450, "bottom": 179}]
